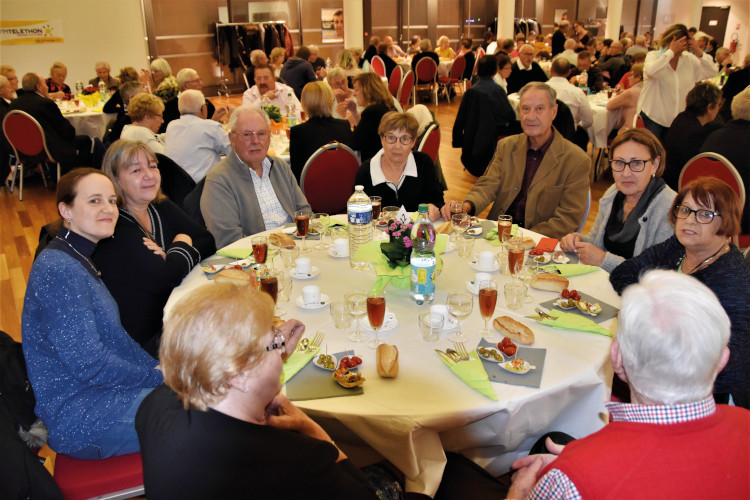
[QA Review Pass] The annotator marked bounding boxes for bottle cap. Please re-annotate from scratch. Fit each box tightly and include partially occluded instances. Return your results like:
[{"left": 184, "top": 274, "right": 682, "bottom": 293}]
[
  {"left": 355, "top": 185, "right": 364, "bottom": 191},
  {"left": 418, "top": 203, "right": 428, "bottom": 213}
]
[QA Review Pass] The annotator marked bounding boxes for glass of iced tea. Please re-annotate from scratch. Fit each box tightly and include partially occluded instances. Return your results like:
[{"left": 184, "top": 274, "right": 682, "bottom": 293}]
[
  {"left": 251, "top": 236, "right": 268, "bottom": 264},
  {"left": 507, "top": 230, "right": 525, "bottom": 276},
  {"left": 294, "top": 209, "right": 311, "bottom": 253},
  {"left": 366, "top": 292, "right": 386, "bottom": 349},
  {"left": 260, "top": 274, "right": 279, "bottom": 313},
  {"left": 477, "top": 280, "right": 499, "bottom": 341},
  {"left": 370, "top": 196, "right": 382, "bottom": 221},
  {"left": 498, "top": 214, "right": 512, "bottom": 242}
]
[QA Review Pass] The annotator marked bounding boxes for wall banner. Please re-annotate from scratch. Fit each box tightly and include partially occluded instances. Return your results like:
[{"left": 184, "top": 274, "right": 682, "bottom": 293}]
[{"left": 1, "top": 20, "right": 64, "bottom": 45}]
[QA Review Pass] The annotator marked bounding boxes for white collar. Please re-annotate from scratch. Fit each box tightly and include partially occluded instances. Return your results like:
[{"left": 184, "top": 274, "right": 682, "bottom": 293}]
[
  {"left": 516, "top": 59, "right": 532, "bottom": 71},
  {"left": 369, "top": 149, "right": 418, "bottom": 188}
]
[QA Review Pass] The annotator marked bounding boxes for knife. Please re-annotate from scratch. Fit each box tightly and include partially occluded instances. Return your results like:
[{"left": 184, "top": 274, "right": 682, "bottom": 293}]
[{"left": 434, "top": 349, "right": 456, "bottom": 366}]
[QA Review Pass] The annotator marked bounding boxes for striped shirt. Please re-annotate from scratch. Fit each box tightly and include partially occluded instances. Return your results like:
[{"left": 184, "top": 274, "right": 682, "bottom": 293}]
[{"left": 238, "top": 152, "right": 293, "bottom": 231}]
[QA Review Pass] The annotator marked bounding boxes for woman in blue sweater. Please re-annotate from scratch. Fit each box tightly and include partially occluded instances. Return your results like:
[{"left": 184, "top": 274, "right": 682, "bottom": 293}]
[{"left": 22, "top": 168, "right": 162, "bottom": 459}]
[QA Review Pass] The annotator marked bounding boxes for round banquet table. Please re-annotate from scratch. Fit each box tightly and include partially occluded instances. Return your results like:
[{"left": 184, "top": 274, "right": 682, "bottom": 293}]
[
  {"left": 62, "top": 108, "right": 115, "bottom": 139},
  {"left": 164, "top": 216, "right": 617, "bottom": 496}
]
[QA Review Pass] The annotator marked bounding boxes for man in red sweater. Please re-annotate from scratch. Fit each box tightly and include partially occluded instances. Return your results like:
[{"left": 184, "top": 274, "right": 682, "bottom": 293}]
[{"left": 507, "top": 270, "right": 750, "bottom": 499}]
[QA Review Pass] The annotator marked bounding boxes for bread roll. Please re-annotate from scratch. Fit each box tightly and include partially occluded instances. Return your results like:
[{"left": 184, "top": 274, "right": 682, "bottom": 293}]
[
  {"left": 437, "top": 221, "right": 452, "bottom": 234},
  {"left": 376, "top": 344, "right": 399, "bottom": 378},
  {"left": 214, "top": 268, "right": 251, "bottom": 286},
  {"left": 522, "top": 237, "right": 536, "bottom": 250},
  {"left": 272, "top": 316, "right": 285, "bottom": 329},
  {"left": 269, "top": 233, "right": 295, "bottom": 248},
  {"left": 493, "top": 316, "right": 535, "bottom": 345},
  {"left": 530, "top": 272, "right": 569, "bottom": 292}
]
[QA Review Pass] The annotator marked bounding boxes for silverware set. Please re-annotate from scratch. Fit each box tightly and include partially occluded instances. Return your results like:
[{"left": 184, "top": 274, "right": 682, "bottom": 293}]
[
  {"left": 297, "top": 331, "right": 325, "bottom": 353},
  {"left": 435, "top": 341, "right": 471, "bottom": 365}
]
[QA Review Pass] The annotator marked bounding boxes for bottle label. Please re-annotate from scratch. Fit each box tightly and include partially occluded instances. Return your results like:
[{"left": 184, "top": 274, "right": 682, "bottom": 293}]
[
  {"left": 348, "top": 203, "right": 372, "bottom": 225},
  {"left": 411, "top": 257, "right": 435, "bottom": 294}
]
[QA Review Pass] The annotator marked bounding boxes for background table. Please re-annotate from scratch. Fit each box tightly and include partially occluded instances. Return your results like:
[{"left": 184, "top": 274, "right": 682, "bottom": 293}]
[
  {"left": 62, "top": 108, "right": 115, "bottom": 139},
  {"left": 165, "top": 217, "right": 617, "bottom": 496}
]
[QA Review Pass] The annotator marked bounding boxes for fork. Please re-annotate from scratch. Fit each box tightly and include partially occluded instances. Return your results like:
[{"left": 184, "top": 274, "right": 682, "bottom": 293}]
[
  {"left": 452, "top": 341, "right": 470, "bottom": 361},
  {"left": 309, "top": 331, "right": 325, "bottom": 351},
  {"left": 535, "top": 307, "right": 557, "bottom": 321}
]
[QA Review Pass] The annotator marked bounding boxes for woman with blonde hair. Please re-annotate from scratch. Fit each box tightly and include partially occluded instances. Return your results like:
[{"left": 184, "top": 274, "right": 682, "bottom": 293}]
[
  {"left": 436, "top": 36, "right": 454, "bottom": 59},
  {"left": 336, "top": 48, "right": 361, "bottom": 77},
  {"left": 269, "top": 47, "right": 286, "bottom": 78},
  {"left": 46, "top": 61, "right": 71, "bottom": 100},
  {"left": 140, "top": 57, "right": 179, "bottom": 102},
  {"left": 289, "top": 81, "right": 354, "bottom": 181},
  {"left": 606, "top": 62, "right": 644, "bottom": 133},
  {"left": 120, "top": 93, "right": 166, "bottom": 154}
]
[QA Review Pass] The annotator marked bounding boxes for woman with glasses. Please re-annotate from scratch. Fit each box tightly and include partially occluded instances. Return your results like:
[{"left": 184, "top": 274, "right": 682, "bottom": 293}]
[
  {"left": 560, "top": 129, "right": 676, "bottom": 271},
  {"left": 135, "top": 283, "right": 381, "bottom": 498},
  {"left": 120, "top": 93, "right": 166, "bottom": 154},
  {"left": 354, "top": 112, "right": 444, "bottom": 220},
  {"left": 610, "top": 177, "right": 750, "bottom": 408}
]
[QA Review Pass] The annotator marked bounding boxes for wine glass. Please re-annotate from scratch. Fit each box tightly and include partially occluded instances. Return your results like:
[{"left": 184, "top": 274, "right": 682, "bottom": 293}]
[
  {"left": 446, "top": 291, "right": 474, "bottom": 342},
  {"left": 311, "top": 213, "right": 329, "bottom": 250},
  {"left": 514, "top": 263, "right": 537, "bottom": 303},
  {"left": 451, "top": 213, "right": 470, "bottom": 238},
  {"left": 271, "top": 269, "right": 291, "bottom": 315},
  {"left": 507, "top": 229, "right": 525, "bottom": 276},
  {"left": 294, "top": 209, "right": 311, "bottom": 253},
  {"left": 447, "top": 200, "right": 463, "bottom": 241},
  {"left": 477, "top": 280, "right": 499, "bottom": 340},
  {"left": 252, "top": 236, "right": 268, "bottom": 264},
  {"left": 366, "top": 292, "right": 386, "bottom": 349},
  {"left": 260, "top": 272, "right": 280, "bottom": 314},
  {"left": 345, "top": 291, "right": 368, "bottom": 342}
]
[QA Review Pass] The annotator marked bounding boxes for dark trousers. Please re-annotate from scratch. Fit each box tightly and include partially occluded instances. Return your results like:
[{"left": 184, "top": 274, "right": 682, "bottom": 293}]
[{"left": 639, "top": 111, "right": 669, "bottom": 144}]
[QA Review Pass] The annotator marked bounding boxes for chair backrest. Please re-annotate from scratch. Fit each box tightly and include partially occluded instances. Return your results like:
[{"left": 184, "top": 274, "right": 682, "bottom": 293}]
[
  {"left": 397, "top": 70, "right": 415, "bottom": 107},
  {"left": 634, "top": 115, "right": 645, "bottom": 129},
  {"left": 2, "top": 110, "right": 54, "bottom": 162},
  {"left": 371, "top": 56, "right": 386, "bottom": 78},
  {"left": 154, "top": 153, "right": 197, "bottom": 208},
  {"left": 415, "top": 57, "right": 437, "bottom": 83},
  {"left": 388, "top": 64, "right": 403, "bottom": 97},
  {"left": 476, "top": 47, "right": 485, "bottom": 60},
  {"left": 449, "top": 56, "right": 466, "bottom": 80},
  {"left": 300, "top": 142, "right": 360, "bottom": 214},
  {"left": 54, "top": 452, "right": 144, "bottom": 500},
  {"left": 182, "top": 177, "right": 206, "bottom": 227},
  {"left": 678, "top": 153, "right": 746, "bottom": 208},
  {"left": 417, "top": 124, "right": 440, "bottom": 163}
]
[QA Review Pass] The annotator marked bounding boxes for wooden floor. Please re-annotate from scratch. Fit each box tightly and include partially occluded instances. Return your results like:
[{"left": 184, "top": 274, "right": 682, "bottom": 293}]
[{"left": 0, "top": 92, "right": 609, "bottom": 343}]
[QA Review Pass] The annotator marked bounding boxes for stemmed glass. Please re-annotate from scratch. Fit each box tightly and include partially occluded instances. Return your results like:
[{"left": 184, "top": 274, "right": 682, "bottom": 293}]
[
  {"left": 294, "top": 209, "right": 311, "bottom": 253},
  {"left": 451, "top": 213, "right": 470, "bottom": 239},
  {"left": 447, "top": 201, "right": 464, "bottom": 242},
  {"left": 366, "top": 292, "right": 386, "bottom": 349},
  {"left": 345, "top": 291, "right": 368, "bottom": 342},
  {"left": 260, "top": 272, "right": 281, "bottom": 315},
  {"left": 507, "top": 229, "right": 525, "bottom": 276},
  {"left": 446, "top": 291, "right": 474, "bottom": 343},
  {"left": 478, "top": 280, "right": 499, "bottom": 340},
  {"left": 270, "top": 269, "right": 291, "bottom": 315},
  {"left": 311, "top": 213, "right": 330, "bottom": 250},
  {"left": 514, "top": 263, "right": 537, "bottom": 303}
]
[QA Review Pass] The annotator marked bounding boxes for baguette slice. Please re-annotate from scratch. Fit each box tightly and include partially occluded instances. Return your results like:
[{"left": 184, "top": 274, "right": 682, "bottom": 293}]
[
  {"left": 214, "top": 268, "right": 252, "bottom": 286},
  {"left": 269, "top": 232, "right": 295, "bottom": 248},
  {"left": 376, "top": 344, "right": 399, "bottom": 378},
  {"left": 493, "top": 316, "right": 535, "bottom": 345},
  {"left": 272, "top": 316, "right": 285, "bottom": 329},
  {"left": 530, "top": 272, "right": 569, "bottom": 292},
  {"left": 437, "top": 221, "right": 452, "bottom": 235}
]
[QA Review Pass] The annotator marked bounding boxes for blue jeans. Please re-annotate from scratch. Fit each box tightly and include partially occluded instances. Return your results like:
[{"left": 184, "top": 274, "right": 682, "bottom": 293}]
[
  {"left": 68, "top": 387, "right": 154, "bottom": 459},
  {"left": 639, "top": 111, "right": 668, "bottom": 144}
]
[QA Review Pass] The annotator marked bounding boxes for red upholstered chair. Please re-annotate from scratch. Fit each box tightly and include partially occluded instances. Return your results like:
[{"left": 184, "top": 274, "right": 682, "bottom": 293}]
[
  {"left": 371, "top": 56, "right": 386, "bottom": 78},
  {"left": 300, "top": 141, "right": 360, "bottom": 214},
  {"left": 53, "top": 452, "right": 145, "bottom": 500},
  {"left": 388, "top": 64, "right": 403, "bottom": 98},
  {"left": 437, "top": 55, "right": 466, "bottom": 103},
  {"left": 417, "top": 124, "right": 440, "bottom": 163},
  {"left": 397, "top": 70, "right": 415, "bottom": 108},
  {"left": 412, "top": 57, "right": 438, "bottom": 106},
  {"left": 2, "top": 110, "right": 61, "bottom": 201}
]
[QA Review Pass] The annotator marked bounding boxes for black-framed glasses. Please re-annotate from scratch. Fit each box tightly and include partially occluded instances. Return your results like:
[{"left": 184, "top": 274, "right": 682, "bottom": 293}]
[
  {"left": 265, "top": 329, "right": 286, "bottom": 353},
  {"left": 673, "top": 204, "right": 721, "bottom": 224},
  {"left": 609, "top": 158, "right": 653, "bottom": 172},
  {"left": 382, "top": 134, "right": 413, "bottom": 145},
  {"left": 235, "top": 130, "right": 269, "bottom": 141}
]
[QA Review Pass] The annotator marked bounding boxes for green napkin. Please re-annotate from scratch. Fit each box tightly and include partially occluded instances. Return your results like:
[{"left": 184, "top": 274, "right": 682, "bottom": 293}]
[
  {"left": 540, "top": 263, "right": 600, "bottom": 277},
  {"left": 539, "top": 309, "right": 614, "bottom": 338},
  {"left": 439, "top": 350, "right": 498, "bottom": 401},
  {"left": 485, "top": 224, "right": 518, "bottom": 247},
  {"left": 217, "top": 248, "right": 253, "bottom": 259},
  {"left": 281, "top": 347, "right": 320, "bottom": 384}
]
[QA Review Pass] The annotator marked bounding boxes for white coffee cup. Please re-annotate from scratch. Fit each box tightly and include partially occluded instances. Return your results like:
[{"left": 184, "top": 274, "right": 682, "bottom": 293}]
[
  {"left": 474, "top": 251, "right": 495, "bottom": 270},
  {"left": 295, "top": 257, "right": 311, "bottom": 274},
  {"left": 333, "top": 238, "right": 348, "bottom": 255},
  {"left": 302, "top": 285, "right": 321, "bottom": 305},
  {"left": 473, "top": 272, "right": 492, "bottom": 292}
]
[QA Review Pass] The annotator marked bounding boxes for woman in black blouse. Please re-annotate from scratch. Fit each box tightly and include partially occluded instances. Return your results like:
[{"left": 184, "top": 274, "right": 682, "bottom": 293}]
[
  {"left": 336, "top": 72, "right": 395, "bottom": 163},
  {"left": 93, "top": 139, "right": 215, "bottom": 356},
  {"left": 354, "top": 112, "right": 444, "bottom": 220}
]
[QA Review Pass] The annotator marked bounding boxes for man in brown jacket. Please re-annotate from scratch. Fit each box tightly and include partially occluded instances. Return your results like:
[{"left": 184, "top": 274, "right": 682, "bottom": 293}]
[{"left": 442, "top": 82, "right": 590, "bottom": 239}]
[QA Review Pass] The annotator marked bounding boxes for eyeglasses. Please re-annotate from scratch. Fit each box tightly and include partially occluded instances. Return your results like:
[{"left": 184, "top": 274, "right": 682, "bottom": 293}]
[
  {"left": 149, "top": 113, "right": 163, "bottom": 119},
  {"left": 235, "top": 130, "right": 270, "bottom": 141},
  {"left": 673, "top": 204, "right": 721, "bottom": 224},
  {"left": 609, "top": 158, "right": 652, "bottom": 172},
  {"left": 382, "top": 134, "right": 413, "bottom": 145},
  {"left": 265, "top": 329, "right": 286, "bottom": 353}
]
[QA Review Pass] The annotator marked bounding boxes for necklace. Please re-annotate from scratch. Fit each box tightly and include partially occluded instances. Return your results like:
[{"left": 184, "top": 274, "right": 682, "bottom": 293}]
[
  {"left": 55, "top": 236, "right": 101, "bottom": 277},
  {"left": 680, "top": 242, "right": 729, "bottom": 275}
]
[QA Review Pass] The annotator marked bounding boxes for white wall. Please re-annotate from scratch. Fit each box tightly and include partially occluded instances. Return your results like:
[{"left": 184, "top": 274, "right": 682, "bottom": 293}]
[{"left": 0, "top": 0, "right": 149, "bottom": 85}]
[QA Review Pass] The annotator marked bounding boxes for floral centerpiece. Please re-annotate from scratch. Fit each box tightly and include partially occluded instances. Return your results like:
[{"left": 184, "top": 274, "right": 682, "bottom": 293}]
[
  {"left": 80, "top": 86, "right": 99, "bottom": 95},
  {"left": 379, "top": 219, "right": 414, "bottom": 269},
  {"left": 262, "top": 104, "right": 283, "bottom": 123}
]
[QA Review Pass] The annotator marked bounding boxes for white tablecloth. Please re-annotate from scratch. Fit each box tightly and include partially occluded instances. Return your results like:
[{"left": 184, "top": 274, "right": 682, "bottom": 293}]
[
  {"left": 62, "top": 109, "right": 115, "bottom": 139},
  {"left": 164, "top": 217, "right": 617, "bottom": 495}
]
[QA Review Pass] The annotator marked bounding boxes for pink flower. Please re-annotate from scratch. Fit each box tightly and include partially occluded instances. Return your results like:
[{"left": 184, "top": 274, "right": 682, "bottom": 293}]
[
  {"left": 390, "top": 223, "right": 397, "bottom": 230},
  {"left": 403, "top": 236, "right": 412, "bottom": 248},
  {"left": 393, "top": 231, "right": 401, "bottom": 238}
]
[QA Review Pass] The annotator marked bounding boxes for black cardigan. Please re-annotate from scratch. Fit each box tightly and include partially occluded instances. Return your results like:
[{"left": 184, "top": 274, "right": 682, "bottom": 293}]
[
  {"left": 353, "top": 103, "right": 393, "bottom": 164},
  {"left": 92, "top": 200, "right": 216, "bottom": 355},
  {"left": 354, "top": 151, "right": 444, "bottom": 211},
  {"left": 506, "top": 62, "right": 549, "bottom": 94},
  {"left": 289, "top": 116, "right": 355, "bottom": 182}
]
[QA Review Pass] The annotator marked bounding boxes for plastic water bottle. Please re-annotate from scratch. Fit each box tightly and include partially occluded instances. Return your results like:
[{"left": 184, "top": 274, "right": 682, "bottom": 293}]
[
  {"left": 347, "top": 185, "right": 372, "bottom": 270},
  {"left": 286, "top": 93, "right": 296, "bottom": 127},
  {"left": 578, "top": 70, "right": 588, "bottom": 86},
  {"left": 98, "top": 80, "right": 106, "bottom": 99},
  {"left": 410, "top": 204, "right": 436, "bottom": 304},
  {"left": 75, "top": 80, "right": 83, "bottom": 95}
]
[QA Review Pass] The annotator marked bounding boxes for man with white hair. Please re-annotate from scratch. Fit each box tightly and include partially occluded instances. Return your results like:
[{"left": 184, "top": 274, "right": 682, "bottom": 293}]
[
  {"left": 245, "top": 49, "right": 269, "bottom": 85},
  {"left": 625, "top": 35, "right": 648, "bottom": 56},
  {"left": 507, "top": 270, "right": 750, "bottom": 499},
  {"left": 546, "top": 58, "right": 592, "bottom": 150},
  {"left": 88, "top": 61, "right": 119, "bottom": 91},
  {"left": 201, "top": 105, "right": 310, "bottom": 247},
  {"left": 165, "top": 90, "right": 232, "bottom": 183},
  {"left": 383, "top": 35, "right": 406, "bottom": 59},
  {"left": 554, "top": 38, "right": 579, "bottom": 67},
  {"left": 0, "top": 65, "right": 20, "bottom": 98},
  {"left": 506, "top": 44, "right": 549, "bottom": 94},
  {"left": 243, "top": 64, "right": 301, "bottom": 121},
  {"left": 160, "top": 67, "right": 227, "bottom": 132}
]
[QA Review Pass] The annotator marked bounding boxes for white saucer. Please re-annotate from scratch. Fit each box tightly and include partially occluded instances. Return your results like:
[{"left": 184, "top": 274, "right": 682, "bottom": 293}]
[
  {"left": 295, "top": 294, "right": 330, "bottom": 310},
  {"left": 470, "top": 261, "right": 499, "bottom": 273},
  {"left": 361, "top": 312, "right": 398, "bottom": 332},
  {"left": 467, "top": 227, "right": 482, "bottom": 236},
  {"left": 328, "top": 248, "right": 349, "bottom": 258},
  {"left": 282, "top": 226, "right": 297, "bottom": 235},
  {"left": 465, "top": 281, "right": 479, "bottom": 295},
  {"left": 224, "top": 259, "right": 253, "bottom": 269},
  {"left": 291, "top": 266, "right": 320, "bottom": 280}
]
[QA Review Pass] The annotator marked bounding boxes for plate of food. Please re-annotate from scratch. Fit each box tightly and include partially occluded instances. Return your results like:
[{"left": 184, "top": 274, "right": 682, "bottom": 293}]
[
  {"left": 201, "top": 263, "right": 222, "bottom": 276},
  {"left": 225, "top": 259, "right": 253, "bottom": 269},
  {"left": 499, "top": 358, "right": 536, "bottom": 374},
  {"left": 540, "top": 289, "right": 617, "bottom": 323},
  {"left": 467, "top": 227, "right": 482, "bottom": 236}
]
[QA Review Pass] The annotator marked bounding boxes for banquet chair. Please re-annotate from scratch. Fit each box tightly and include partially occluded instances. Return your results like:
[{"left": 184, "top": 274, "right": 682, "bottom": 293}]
[
  {"left": 412, "top": 58, "right": 438, "bottom": 106},
  {"left": 397, "top": 70, "right": 415, "bottom": 108},
  {"left": 53, "top": 452, "right": 144, "bottom": 500},
  {"left": 371, "top": 56, "right": 386, "bottom": 79},
  {"left": 417, "top": 124, "right": 440, "bottom": 163},
  {"left": 437, "top": 56, "right": 466, "bottom": 103},
  {"left": 154, "top": 153, "right": 196, "bottom": 208},
  {"left": 2, "top": 110, "right": 61, "bottom": 201},
  {"left": 300, "top": 141, "right": 360, "bottom": 214},
  {"left": 388, "top": 65, "right": 403, "bottom": 98},
  {"left": 578, "top": 189, "right": 592, "bottom": 233}
]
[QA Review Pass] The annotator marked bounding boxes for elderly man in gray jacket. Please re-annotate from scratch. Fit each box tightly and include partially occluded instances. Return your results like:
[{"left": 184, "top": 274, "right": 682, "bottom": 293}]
[{"left": 201, "top": 105, "right": 311, "bottom": 248}]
